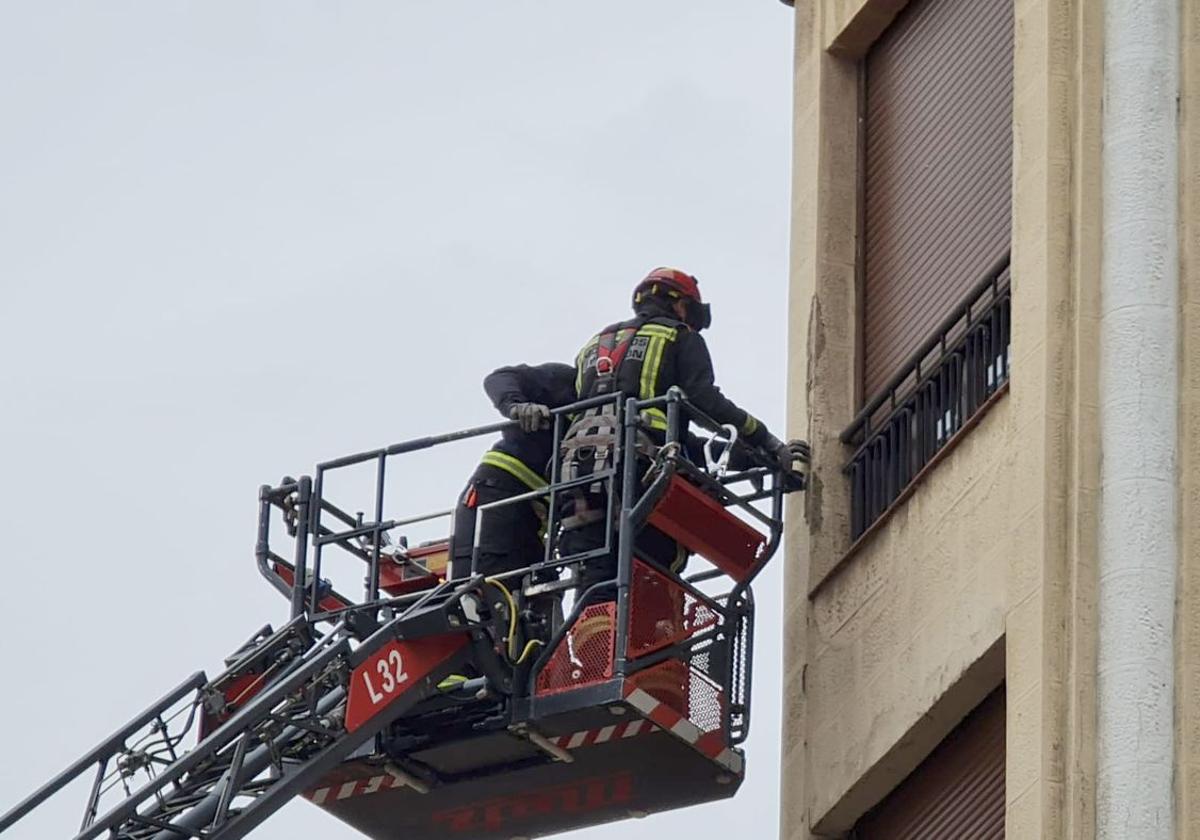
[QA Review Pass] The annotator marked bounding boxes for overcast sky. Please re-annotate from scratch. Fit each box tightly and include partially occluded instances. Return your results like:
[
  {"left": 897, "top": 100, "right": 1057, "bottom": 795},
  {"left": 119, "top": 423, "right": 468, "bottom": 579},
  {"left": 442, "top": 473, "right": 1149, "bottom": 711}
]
[{"left": 0, "top": 3, "right": 795, "bottom": 838}]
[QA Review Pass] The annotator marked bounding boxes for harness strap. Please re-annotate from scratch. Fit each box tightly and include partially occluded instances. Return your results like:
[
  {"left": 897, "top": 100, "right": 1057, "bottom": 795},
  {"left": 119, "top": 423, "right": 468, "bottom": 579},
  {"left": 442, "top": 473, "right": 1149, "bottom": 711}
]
[
  {"left": 559, "top": 316, "right": 687, "bottom": 533},
  {"left": 593, "top": 320, "right": 644, "bottom": 396}
]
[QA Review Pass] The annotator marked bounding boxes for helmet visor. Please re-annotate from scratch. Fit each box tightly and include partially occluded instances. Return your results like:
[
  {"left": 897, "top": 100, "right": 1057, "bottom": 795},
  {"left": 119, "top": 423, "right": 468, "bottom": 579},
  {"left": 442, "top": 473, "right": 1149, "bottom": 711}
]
[{"left": 686, "top": 300, "right": 712, "bottom": 331}]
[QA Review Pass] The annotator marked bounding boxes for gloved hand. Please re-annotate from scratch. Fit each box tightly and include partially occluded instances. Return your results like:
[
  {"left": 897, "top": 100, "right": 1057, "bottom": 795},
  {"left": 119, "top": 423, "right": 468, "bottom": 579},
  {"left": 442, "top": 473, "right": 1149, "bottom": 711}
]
[
  {"left": 784, "top": 439, "right": 811, "bottom": 465},
  {"left": 509, "top": 402, "right": 551, "bottom": 433},
  {"left": 765, "top": 435, "right": 811, "bottom": 472}
]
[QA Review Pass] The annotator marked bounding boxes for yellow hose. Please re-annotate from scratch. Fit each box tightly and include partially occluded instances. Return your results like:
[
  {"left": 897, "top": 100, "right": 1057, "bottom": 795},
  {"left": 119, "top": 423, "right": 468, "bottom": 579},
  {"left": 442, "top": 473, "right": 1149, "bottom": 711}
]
[
  {"left": 514, "top": 639, "right": 544, "bottom": 665},
  {"left": 484, "top": 577, "right": 519, "bottom": 660}
]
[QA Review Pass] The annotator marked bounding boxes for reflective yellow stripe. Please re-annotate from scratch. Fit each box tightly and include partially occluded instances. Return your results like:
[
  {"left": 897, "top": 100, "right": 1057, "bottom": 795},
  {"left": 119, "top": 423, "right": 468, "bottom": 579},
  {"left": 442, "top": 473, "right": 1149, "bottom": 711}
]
[
  {"left": 741, "top": 415, "right": 760, "bottom": 437},
  {"left": 637, "top": 335, "right": 658, "bottom": 398},
  {"left": 639, "top": 334, "right": 667, "bottom": 400},
  {"left": 481, "top": 451, "right": 548, "bottom": 491},
  {"left": 636, "top": 323, "right": 678, "bottom": 431},
  {"left": 642, "top": 407, "right": 668, "bottom": 431},
  {"left": 636, "top": 324, "right": 677, "bottom": 402},
  {"left": 638, "top": 324, "right": 678, "bottom": 339},
  {"left": 576, "top": 324, "right": 678, "bottom": 401},
  {"left": 575, "top": 339, "right": 597, "bottom": 394}
]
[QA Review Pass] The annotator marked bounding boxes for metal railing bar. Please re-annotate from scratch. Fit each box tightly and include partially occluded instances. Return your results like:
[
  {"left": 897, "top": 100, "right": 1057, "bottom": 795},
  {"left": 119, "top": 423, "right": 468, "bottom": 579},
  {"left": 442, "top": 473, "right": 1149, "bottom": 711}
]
[
  {"left": 470, "top": 470, "right": 616, "bottom": 512},
  {"left": 685, "top": 568, "right": 728, "bottom": 585},
  {"left": 314, "top": 496, "right": 360, "bottom": 530},
  {"left": 613, "top": 397, "right": 640, "bottom": 674},
  {"left": 291, "top": 477, "right": 312, "bottom": 619},
  {"left": 543, "top": 411, "right": 565, "bottom": 568},
  {"left": 74, "top": 637, "right": 350, "bottom": 840},
  {"left": 125, "top": 812, "right": 205, "bottom": 837},
  {"left": 841, "top": 301, "right": 1000, "bottom": 466},
  {"left": 729, "top": 486, "right": 786, "bottom": 602},
  {"left": 315, "top": 394, "right": 625, "bottom": 474},
  {"left": 368, "top": 453, "right": 386, "bottom": 604},
  {"left": 525, "top": 579, "right": 622, "bottom": 692},
  {"left": 718, "top": 466, "right": 775, "bottom": 485},
  {"left": 211, "top": 733, "right": 250, "bottom": 828},
  {"left": 623, "top": 625, "right": 724, "bottom": 674},
  {"left": 78, "top": 758, "right": 107, "bottom": 831},
  {"left": 0, "top": 672, "right": 208, "bottom": 834},
  {"left": 665, "top": 459, "right": 778, "bottom": 529},
  {"left": 842, "top": 252, "right": 1012, "bottom": 443},
  {"left": 842, "top": 271, "right": 1012, "bottom": 539},
  {"left": 641, "top": 389, "right": 772, "bottom": 467}
]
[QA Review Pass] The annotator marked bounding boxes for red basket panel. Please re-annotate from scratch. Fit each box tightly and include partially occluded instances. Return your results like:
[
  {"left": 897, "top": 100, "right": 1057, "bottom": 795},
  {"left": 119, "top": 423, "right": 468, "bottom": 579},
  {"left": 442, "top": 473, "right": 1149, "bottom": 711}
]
[
  {"left": 535, "top": 603, "right": 616, "bottom": 697},
  {"left": 627, "top": 560, "right": 719, "bottom": 659},
  {"left": 629, "top": 659, "right": 726, "bottom": 736},
  {"left": 646, "top": 475, "right": 767, "bottom": 582}
]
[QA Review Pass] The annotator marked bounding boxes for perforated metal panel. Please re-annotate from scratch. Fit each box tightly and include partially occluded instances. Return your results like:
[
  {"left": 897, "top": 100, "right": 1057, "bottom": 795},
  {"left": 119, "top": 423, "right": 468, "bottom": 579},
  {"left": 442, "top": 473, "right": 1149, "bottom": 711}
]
[
  {"left": 628, "top": 560, "right": 719, "bottom": 659},
  {"left": 535, "top": 603, "right": 615, "bottom": 696},
  {"left": 628, "top": 660, "right": 725, "bottom": 737},
  {"left": 861, "top": 0, "right": 1014, "bottom": 401}
]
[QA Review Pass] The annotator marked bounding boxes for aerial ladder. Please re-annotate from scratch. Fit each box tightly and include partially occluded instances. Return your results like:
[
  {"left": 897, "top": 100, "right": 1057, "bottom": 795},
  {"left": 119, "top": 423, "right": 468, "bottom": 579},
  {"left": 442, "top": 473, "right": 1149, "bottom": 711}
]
[{"left": 0, "top": 389, "right": 803, "bottom": 840}]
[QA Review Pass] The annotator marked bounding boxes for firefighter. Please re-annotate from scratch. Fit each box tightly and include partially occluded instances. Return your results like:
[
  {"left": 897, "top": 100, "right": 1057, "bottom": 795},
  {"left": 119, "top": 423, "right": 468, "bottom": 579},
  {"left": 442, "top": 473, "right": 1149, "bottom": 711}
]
[
  {"left": 559, "top": 266, "right": 808, "bottom": 588},
  {"left": 450, "top": 362, "right": 576, "bottom": 580}
]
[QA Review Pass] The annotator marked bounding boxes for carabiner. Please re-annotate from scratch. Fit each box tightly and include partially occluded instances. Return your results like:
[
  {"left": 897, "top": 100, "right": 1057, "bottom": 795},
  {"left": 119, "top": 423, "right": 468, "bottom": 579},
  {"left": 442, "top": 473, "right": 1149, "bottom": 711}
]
[{"left": 704, "top": 424, "right": 739, "bottom": 477}]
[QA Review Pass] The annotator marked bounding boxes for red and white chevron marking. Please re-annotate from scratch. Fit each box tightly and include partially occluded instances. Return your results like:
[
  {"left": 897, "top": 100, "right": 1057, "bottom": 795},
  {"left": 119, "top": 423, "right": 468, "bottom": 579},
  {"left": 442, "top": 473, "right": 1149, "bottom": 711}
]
[
  {"left": 307, "top": 773, "right": 406, "bottom": 805},
  {"left": 546, "top": 717, "right": 658, "bottom": 750},
  {"left": 304, "top": 699, "right": 737, "bottom": 807},
  {"left": 622, "top": 686, "right": 744, "bottom": 776},
  {"left": 306, "top": 721, "right": 658, "bottom": 805}
]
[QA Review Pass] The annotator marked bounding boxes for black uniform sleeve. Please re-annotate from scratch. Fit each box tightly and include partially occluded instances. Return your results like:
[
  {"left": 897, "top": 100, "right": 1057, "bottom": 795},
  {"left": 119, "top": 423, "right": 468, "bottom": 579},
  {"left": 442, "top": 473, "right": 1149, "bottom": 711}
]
[
  {"left": 483, "top": 363, "right": 577, "bottom": 418},
  {"left": 674, "top": 331, "right": 773, "bottom": 448}
]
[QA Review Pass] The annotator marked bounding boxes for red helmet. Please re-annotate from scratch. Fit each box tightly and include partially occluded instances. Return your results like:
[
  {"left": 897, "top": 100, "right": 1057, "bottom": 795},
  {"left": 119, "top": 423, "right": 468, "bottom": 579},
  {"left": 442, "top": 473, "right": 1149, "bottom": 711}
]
[{"left": 632, "top": 267, "right": 712, "bottom": 330}]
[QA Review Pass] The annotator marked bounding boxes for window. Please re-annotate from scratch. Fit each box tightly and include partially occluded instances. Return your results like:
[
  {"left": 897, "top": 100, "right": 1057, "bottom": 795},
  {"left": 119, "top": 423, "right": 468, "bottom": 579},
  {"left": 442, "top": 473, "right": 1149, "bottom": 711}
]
[
  {"left": 854, "top": 688, "right": 1006, "bottom": 839},
  {"left": 844, "top": 0, "right": 1014, "bottom": 540}
]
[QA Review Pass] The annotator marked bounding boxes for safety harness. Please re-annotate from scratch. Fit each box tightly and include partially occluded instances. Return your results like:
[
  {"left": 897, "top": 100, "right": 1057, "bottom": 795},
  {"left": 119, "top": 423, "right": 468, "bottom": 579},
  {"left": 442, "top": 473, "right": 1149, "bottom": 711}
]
[{"left": 559, "top": 316, "right": 683, "bottom": 530}]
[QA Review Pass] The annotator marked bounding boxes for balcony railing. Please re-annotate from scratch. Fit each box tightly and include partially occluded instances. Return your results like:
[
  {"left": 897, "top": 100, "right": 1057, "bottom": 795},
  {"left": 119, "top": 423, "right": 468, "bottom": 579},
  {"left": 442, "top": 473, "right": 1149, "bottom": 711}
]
[{"left": 841, "top": 253, "right": 1011, "bottom": 541}]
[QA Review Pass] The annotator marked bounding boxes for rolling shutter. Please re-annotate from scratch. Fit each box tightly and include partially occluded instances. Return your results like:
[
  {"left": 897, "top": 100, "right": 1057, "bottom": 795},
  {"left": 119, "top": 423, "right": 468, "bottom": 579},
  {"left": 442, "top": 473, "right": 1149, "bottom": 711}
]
[
  {"left": 854, "top": 688, "right": 1006, "bottom": 839},
  {"left": 861, "top": 0, "right": 1014, "bottom": 401}
]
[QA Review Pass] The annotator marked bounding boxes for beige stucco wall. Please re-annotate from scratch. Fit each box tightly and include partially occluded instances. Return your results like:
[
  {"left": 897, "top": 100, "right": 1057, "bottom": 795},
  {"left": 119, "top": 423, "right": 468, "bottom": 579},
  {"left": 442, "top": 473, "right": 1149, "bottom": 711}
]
[
  {"left": 783, "top": 0, "right": 1025, "bottom": 832},
  {"left": 803, "top": 400, "right": 1014, "bottom": 832},
  {"left": 782, "top": 0, "right": 1111, "bottom": 837},
  {"left": 1003, "top": 0, "right": 1102, "bottom": 836},
  {"left": 1178, "top": 0, "right": 1200, "bottom": 834},
  {"left": 819, "top": 0, "right": 907, "bottom": 58}
]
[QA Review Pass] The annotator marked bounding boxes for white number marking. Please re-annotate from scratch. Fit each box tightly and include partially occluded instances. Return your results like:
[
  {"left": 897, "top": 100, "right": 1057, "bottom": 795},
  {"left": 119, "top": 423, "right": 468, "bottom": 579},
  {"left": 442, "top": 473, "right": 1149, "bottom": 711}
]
[{"left": 362, "top": 647, "right": 411, "bottom": 708}]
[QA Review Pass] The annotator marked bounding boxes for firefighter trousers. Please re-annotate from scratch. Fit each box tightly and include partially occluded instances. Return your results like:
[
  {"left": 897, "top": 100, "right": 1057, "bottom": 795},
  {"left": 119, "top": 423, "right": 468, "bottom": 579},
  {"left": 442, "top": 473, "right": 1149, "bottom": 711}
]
[{"left": 450, "top": 463, "right": 546, "bottom": 580}]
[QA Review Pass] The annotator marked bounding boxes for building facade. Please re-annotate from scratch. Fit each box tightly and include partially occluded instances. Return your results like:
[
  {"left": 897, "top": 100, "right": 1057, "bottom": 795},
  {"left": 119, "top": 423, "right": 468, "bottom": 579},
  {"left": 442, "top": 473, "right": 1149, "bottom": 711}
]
[{"left": 781, "top": 0, "right": 1200, "bottom": 837}]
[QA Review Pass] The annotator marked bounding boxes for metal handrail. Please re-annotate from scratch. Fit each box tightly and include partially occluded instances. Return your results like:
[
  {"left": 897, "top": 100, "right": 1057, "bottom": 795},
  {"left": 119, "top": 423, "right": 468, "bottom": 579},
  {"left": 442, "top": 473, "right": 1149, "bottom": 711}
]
[
  {"left": 255, "top": 386, "right": 799, "bottom": 748},
  {"left": 0, "top": 672, "right": 207, "bottom": 834},
  {"left": 73, "top": 632, "right": 352, "bottom": 840},
  {"left": 287, "top": 386, "right": 789, "bottom": 599},
  {"left": 841, "top": 255, "right": 1012, "bottom": 539},
  {"left": 841, "top": 252, "right": 1013, "bottom": 445}
]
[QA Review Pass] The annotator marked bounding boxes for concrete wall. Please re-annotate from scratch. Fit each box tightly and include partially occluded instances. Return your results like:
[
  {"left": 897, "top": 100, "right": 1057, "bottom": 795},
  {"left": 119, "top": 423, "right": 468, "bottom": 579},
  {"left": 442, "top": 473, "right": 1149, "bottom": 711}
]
[
  {"left": 802, "top": 401, "right": 1013, "bottom": 831},
  {"left": 1177, "top": 1, "right": 1200, "bottom": 834},
  {"left": 781, "top": 0, "right": 1114, "bottom": 837}
]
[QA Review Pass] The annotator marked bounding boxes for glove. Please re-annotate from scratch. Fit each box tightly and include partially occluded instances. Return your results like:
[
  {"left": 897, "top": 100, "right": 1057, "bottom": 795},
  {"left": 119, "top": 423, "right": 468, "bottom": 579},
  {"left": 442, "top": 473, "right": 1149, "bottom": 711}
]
[
  {"left": 785, "top": 439, "right": 811, "bottom": 465},
  {"left": 765, "top": 435, "right": 811, "bottom": 472},
  {"left": 509, "top": 402, "right": 551, "bottom": 433}
]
